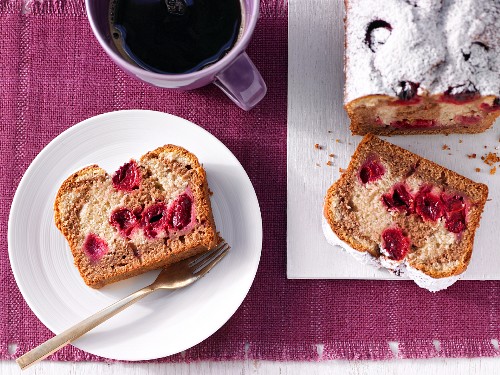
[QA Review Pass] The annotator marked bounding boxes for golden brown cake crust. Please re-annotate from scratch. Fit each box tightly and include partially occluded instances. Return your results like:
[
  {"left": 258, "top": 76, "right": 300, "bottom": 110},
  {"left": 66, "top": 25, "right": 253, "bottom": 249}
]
[
  {"left": 346, "top": 95, "right": 499, "bottom": 136},
  {"left": 324, "top": 134, "right": 489, "bottom": 279},
  {"left": 54, "top": 145, "right": 219, "bottom": 288}
]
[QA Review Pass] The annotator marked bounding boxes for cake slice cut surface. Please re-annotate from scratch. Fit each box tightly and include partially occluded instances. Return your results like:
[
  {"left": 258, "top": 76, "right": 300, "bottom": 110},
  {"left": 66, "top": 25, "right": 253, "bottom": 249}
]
[
  {"left": 323, "top": 134, "right": 488, "bottom": 291},
  {"left": 54, "top": 145, "right": 219, "bottom": 288}
]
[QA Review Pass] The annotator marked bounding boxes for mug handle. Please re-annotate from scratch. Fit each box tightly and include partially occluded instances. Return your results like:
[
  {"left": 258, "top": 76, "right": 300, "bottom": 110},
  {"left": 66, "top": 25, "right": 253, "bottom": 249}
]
[{"left": 214, "top": 52, "right": 267, "bottom": 111}]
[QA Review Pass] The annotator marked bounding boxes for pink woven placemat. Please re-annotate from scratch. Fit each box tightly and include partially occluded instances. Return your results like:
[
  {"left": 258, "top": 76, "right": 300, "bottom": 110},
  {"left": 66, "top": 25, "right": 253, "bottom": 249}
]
[{"left": 1, "top": 0, "right": 500, "bottom": 362}]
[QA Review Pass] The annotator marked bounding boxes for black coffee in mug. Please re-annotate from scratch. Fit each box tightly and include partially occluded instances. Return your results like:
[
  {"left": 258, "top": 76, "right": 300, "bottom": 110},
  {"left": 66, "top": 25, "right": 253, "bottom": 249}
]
[{"left": 109, "top": 0, "right": 243, "bottom": 74}]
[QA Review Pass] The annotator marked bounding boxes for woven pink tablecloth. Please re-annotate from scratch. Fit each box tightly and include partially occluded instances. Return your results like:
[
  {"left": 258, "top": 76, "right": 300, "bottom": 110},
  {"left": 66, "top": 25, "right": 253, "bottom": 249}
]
[{"left": 1, "top": 0, "right": 500, "bottom": 362}]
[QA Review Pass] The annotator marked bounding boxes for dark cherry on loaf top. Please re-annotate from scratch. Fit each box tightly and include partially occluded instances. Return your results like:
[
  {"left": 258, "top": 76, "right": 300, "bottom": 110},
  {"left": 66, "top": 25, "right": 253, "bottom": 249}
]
[
  {"left": 395, "top": 81, "right": 419, "bottom": 102},
  {"left": 441, "top": 84, "right": 480, "bottom": 104},
  {"left": 365, "top": 20, "right": 392, "bottom": 52}
]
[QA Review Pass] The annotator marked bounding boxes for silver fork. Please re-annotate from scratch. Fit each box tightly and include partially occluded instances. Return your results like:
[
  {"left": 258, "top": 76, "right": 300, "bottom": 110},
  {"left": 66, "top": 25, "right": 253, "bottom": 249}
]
[{"left": 16, "top": 240, "right": 230, "bottom": 370}]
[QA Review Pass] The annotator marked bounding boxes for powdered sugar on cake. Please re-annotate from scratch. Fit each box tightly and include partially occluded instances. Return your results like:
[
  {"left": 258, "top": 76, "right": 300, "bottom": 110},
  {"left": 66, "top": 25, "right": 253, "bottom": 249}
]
[{"left": 345, "top": 0, "right": 500, "bottom": 103}]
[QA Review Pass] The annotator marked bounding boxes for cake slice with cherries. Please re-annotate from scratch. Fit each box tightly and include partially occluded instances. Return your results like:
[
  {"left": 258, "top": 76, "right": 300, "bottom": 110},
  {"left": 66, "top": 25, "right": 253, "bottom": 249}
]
[
  {"left": 344, "top": 0, "right": 500, "bottom": 135},
  {"left": 55, "top": 145, "right": 219, "bottom": 288},
  {"left": 323, "top": 134, "right": 488, "bottom": 291}
]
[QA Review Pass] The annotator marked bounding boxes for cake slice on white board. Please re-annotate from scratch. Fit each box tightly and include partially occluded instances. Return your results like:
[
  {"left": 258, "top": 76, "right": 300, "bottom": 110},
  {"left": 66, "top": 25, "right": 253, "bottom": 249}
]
[{"left": 323, "top": 134, "right": 488, "bottom": 291}]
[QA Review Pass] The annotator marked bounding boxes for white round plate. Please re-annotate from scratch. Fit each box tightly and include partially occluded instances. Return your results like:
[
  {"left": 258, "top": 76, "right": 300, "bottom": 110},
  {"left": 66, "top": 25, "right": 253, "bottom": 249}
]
[{"left": 8, "top": 110, "right": 262, "bottom": 361}]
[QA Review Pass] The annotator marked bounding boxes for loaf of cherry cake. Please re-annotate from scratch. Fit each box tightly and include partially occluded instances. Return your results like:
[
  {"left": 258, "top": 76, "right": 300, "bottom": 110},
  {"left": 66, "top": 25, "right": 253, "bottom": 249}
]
[
  {"left": 55, "top": 145, "right": 219, "bottom": 288},
  {"left": 323, "top": 135, "right": 488, "bottom": 291},
  {"left": 344, "top": 0, "right": 500, "bottom": 135}
]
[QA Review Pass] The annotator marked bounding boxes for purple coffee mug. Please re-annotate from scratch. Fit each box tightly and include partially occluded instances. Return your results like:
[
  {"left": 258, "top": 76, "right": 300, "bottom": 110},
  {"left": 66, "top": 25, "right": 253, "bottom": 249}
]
[{"left": 85, "top": 0, "right": 266, "bottom": 111}]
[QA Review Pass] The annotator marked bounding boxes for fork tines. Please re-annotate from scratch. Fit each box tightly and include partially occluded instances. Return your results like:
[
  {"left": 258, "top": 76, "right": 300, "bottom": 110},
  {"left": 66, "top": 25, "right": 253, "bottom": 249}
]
[{"left": 190, "top": 241, "right": 230, "bottom": 275}]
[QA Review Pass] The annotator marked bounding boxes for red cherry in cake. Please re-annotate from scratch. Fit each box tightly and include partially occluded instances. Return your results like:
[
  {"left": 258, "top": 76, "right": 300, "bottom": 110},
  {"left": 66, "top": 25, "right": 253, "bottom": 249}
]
[
  {"left": 110, "top": 207, "right": 139, "bottom": 237},
  {"left": 442, "top": 83, "right": 479, "bottom": 104},
  {"left": 454, "top": 115, "right": 481, "bottom": 125},
  {"left": 444, "top": 210, "right": 466, "bottom": 233},
  {"left": 480, "top": 98, "right": 500, "bottom": 113},
  {"left": 359, "top": 158, "right": 385, "bottom": 184},
  {"left": 390, "top": 119, "right": 436, "bottom": 128},
  {"left": 141, "top": 203, "right": 169, "bottom": 239},
  {"left": 382, "top": 184, "right": 414, "bottom": 214},
  {"left": 395, "top": 81, "right": 419, "bottom": 101},
  {"left": 365, "top": 20, "right": 392, "bottom": 52},
  {"left": 167, "top": 193, "right": 193, "bottom": 230},
  {"left": 441, "top": 194, "right": 467, "bottom": 233},
  {"left": 112, "top": 160, "right": 141, "bottom": 192},
  {"left": 381, "top": 228, "right": 410, "bottom": 261},
  {"left": 415, "top": 187, "right": 445, "bottom": 222},
  {"left": 83, "top": 233, "right": 109, "bottom": 263},
  {"left": 441, "top": 194, "right": 465, "bottom": 213}
]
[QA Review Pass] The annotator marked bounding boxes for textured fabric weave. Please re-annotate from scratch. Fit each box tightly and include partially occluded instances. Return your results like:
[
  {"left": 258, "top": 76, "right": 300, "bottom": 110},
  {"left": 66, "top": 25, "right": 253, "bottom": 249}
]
[{"left": 1, "top": 0, "right": 500, "bottom": 362}]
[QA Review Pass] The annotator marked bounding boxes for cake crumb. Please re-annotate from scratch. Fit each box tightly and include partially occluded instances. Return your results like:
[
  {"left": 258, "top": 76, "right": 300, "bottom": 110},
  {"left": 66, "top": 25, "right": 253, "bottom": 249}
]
[
  {"left": 483, "top": 152, "right": 500, "bottom": 166},
  {"left": 484, "top": 145, "right": 488, "bottom": 149},
  {"left": 459, "top": 139, "right": 463, "bottom": 143},
  {"left": 475, "top": 168, "right": 481, "bottom": 172},
  {"left": 442, "top": 144, "right": 450, "bottom": 150},
  {"left": 336, "top": 139, "right": 341, "bottom": 143},
  {"left": 314, "top": 143, "right": 323, "bottom": 150},
  {"left": 467, "top": 153, "right": 477, "bottom": 159},
  {"left": 339, "top": 167, "right": 346, "bottom": 173},
  {"left": 326, "top": 161, "right": 333, "bottom": 167},
  {"left": 327, "top": 130, "right": 333, "bottom": 133},
  {"left": 329, "top": 153, "right": 335, "bottom": 158},
  {"left": 490, "top": 167, "right": 497, "bottom": 175},
  {"left": 315, "top": 163, "right": 320, "bottom": 167}
]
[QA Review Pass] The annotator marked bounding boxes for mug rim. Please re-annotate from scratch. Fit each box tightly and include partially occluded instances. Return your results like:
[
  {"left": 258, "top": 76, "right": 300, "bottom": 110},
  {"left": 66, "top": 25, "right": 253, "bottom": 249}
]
[{"left": 85, "top": 0, "right": 260, "bottom": 81}]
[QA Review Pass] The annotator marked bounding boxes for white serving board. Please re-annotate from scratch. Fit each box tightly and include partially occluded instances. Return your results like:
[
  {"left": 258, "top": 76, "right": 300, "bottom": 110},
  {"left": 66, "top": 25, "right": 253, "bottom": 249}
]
[{"left": 287, "top": 0, "right": 500, "bottom": 280}]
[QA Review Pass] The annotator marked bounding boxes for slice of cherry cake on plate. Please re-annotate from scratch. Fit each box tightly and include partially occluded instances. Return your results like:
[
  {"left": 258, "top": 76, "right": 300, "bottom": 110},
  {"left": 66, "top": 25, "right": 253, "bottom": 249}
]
[
  {"left": 344, "top": 0, "right": 500, "bottom": 135},
  {"left": 323, "top": 134, "right": 488, "bottom": 291},
  {"left": 55, "top": 145, "right": 219, "bottom": 288}
]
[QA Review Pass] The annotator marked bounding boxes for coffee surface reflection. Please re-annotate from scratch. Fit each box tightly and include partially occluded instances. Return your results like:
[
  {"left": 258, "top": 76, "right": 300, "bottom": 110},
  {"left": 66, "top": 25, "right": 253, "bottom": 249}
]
[{"left": 109, "top": 0, "right": 242, "bottom": 74}]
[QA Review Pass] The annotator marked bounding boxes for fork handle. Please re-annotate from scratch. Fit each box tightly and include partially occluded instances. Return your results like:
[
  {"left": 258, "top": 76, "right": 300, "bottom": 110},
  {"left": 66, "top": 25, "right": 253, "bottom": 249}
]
[{"left": 16, "top": 285, "right": 155, "bottom": 370}]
